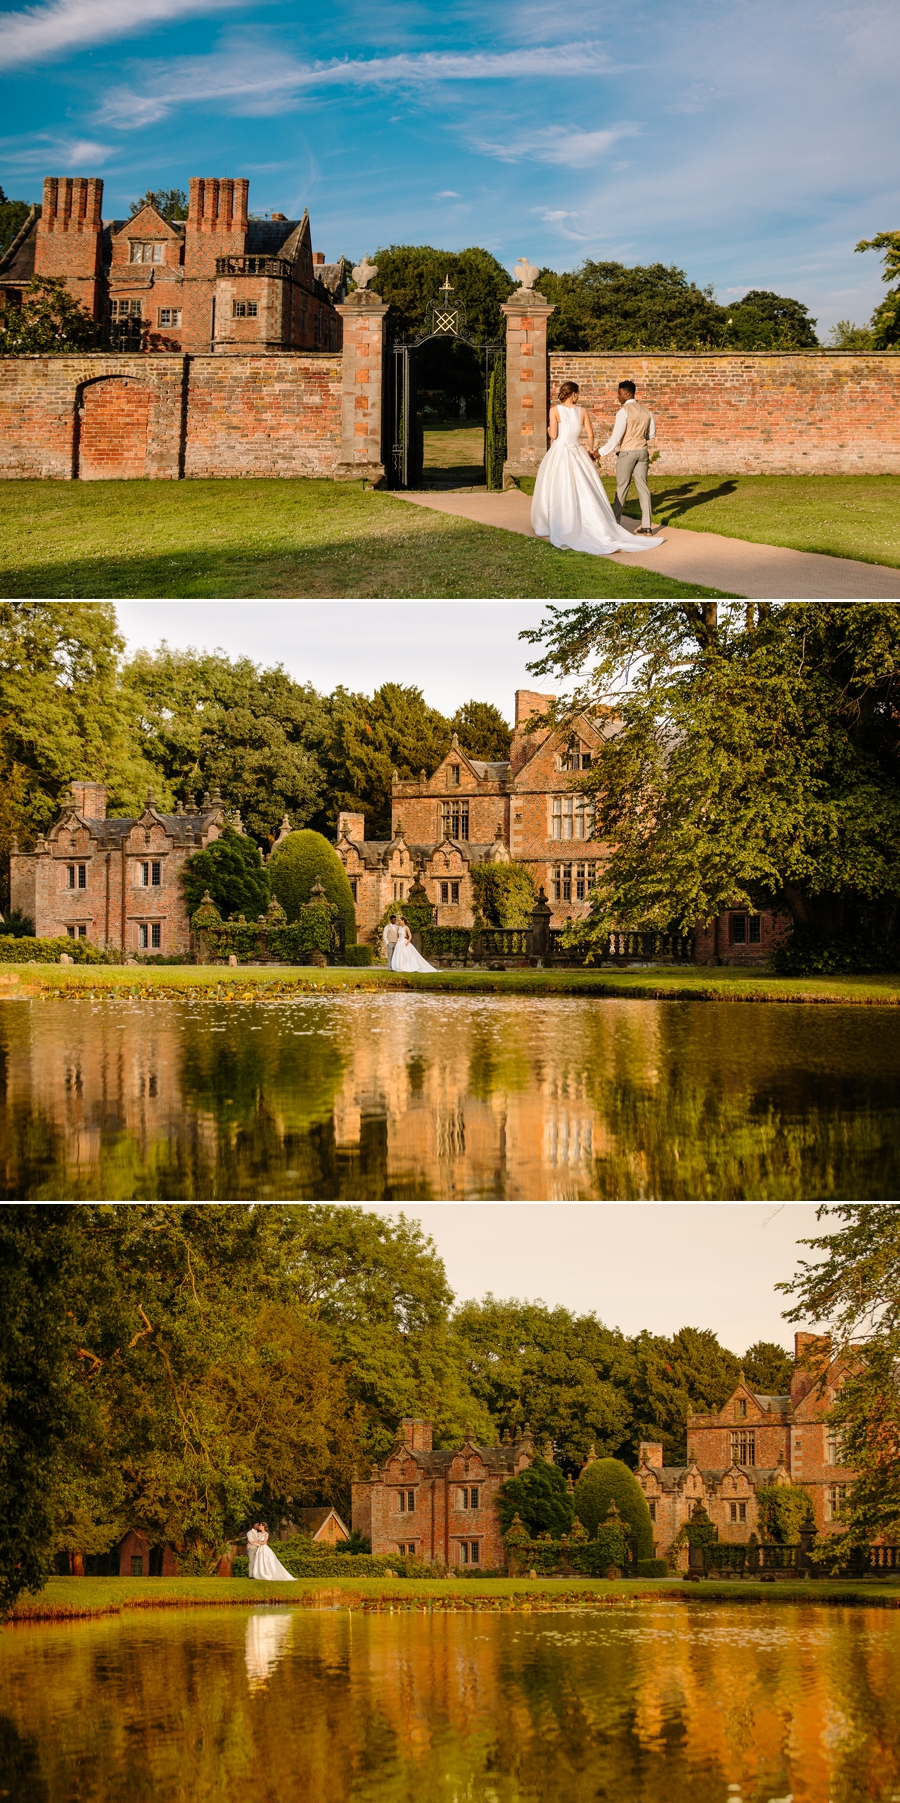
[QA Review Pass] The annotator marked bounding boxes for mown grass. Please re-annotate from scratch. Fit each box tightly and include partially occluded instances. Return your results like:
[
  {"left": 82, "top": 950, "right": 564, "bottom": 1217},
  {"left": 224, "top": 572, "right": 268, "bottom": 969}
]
[
  {"left": 515, "top": 471, "right": 900, "bottom": 568},
  {"left": 2, "top": 962, "right": 900, "bottom": 1005},
  {"left": 0, "top": 477, "right": 733, "bottom": 600},
  {"left": 9, "top": 1574, "right": 900, "bottom": 1622}
]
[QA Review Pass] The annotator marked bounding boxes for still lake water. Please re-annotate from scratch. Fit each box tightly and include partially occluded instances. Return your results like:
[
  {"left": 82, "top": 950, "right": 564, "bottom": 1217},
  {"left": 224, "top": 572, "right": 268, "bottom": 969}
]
[
  {"left": 1, "top": 993, "right": 898, "bottom": 1199},
  {"left": 1, "top": 1603, "right": 899, "bottom": 1802}
]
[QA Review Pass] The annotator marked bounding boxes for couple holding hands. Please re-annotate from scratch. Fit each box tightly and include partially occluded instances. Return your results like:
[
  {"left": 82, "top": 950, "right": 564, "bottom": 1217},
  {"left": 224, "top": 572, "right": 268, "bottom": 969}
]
[{"left": 531, "top": 378, "right": 666, "bottom": 558}]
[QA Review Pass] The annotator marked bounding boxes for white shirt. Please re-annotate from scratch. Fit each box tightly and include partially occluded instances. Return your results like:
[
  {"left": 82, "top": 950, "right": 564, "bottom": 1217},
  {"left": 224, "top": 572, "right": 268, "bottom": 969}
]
[{"left": 598, "top": 399, "right": 656, "bottom": 457}]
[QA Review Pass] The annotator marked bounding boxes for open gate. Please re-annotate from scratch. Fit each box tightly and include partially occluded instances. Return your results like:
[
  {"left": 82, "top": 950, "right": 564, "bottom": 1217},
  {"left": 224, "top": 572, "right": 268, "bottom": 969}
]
[{"left": 384, "top": 277, "right": 504, "bottom": 490}]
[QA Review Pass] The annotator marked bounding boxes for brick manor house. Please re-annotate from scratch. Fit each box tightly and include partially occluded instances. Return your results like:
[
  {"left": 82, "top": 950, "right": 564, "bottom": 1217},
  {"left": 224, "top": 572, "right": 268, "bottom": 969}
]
[
  {"left": 336, "top": 688, "right": 783, "bottom": 959},
  {"left": 9, "top": 781, "right": 227, "bottom": 957},
  {"left": 0, "top": 174, "right": 345, "bottom": 353},
  {"left": 636, "top": 1333, "right": 858, "bottom": 1562},
  {"left": 353, "top": 1418, "right": 535, "bottom": 1569}
]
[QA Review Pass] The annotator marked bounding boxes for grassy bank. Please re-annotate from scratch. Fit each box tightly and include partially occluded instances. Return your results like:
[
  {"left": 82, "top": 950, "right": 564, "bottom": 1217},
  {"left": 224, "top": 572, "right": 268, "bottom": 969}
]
[
  {"left": 8, "top": 1574, "right": 900, "bottom": 1623},
  {"left": 0, "top": 477, "right": 730, "bottom": 600},
  {"left": 2, "top": 962, "right": 899, "bottom": 1005},
  {"left": 514, "top": 471, "right": 900, "bottom": 568}
]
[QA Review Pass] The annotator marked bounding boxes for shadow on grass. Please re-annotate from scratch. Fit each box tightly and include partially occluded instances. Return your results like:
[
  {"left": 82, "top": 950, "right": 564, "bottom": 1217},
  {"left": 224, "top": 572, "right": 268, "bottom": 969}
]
[
  {"left": 0, "top": 521, "right": 737, "bottom": 601},
  {"left": 649, "top": 479, "right": 740, "bottom": 521}
]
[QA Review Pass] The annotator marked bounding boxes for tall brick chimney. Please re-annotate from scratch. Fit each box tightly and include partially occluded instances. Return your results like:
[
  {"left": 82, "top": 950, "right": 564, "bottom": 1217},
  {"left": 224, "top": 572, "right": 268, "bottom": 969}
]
[
  {"left": 35, "top": 177, "right": 103, "bottom": 317},
  {"left": 790, "top": 1330, "right": 830, "bottom": 1408},
  {"left": 639, "top": 1441, "right": 664, "bottom": 1467},
  {"left": 69, "top": 781, "right": 107, "bottom": 819},
  {"left": 510, "top": 689, "right": 555, "bottom": 774},
  {"left": 187, "top": 177, "right": 249, "bottom": 279},
  {"left": 399, "top": 1418, "right": 433, "bottom": 1452}
]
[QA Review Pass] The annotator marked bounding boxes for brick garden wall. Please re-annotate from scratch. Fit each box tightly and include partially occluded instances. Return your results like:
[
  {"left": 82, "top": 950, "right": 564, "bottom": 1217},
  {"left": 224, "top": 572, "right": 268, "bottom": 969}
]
[
  {"left": 548, "top": 352, "right": 900, "bottom": 473},
  {"left": 0, "top": 353, "right": 341, "bottom": 479}
]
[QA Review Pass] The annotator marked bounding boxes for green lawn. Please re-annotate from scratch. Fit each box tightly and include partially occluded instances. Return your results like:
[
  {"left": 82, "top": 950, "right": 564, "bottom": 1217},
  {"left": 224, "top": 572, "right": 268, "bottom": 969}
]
[
  {"left": 421, "top": 420, "right": 485, "bottom": 486},
  {"left": 0, "top": 477, "right": 732, "bottom": 600},
  {"left": 515, "top": 471, "right": 900, "bottom": 568},
  {"left": 11, "top": 1573, "right": 900, "bottom": 1621},
  {"left": 633, "top": 472, "right": 900, "bottom": 568},
  {"left": 3, "top": 962, "right": 900, "bottom": 1005}
]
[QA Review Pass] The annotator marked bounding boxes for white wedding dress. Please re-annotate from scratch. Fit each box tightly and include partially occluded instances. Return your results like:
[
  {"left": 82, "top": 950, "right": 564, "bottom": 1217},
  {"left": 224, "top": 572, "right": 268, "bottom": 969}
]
[
  {"left": 391, "top": 928, "right": 437, "bottom": 973},
  {"left": 251, "top": 1534, "right": 295, "bottom": 1582},
  {"left": 531, "top": 405, "right": 664, "bottom": 555}
]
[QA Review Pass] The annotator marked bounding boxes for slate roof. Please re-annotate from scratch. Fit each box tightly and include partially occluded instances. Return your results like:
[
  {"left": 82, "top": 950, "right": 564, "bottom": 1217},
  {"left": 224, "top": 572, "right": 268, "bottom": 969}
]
[
  {"left": 468, "top": 760, "right": 511, "bottom": 780},
  {"left": 343, "top": 837, "right": 496, "bottom": 867},
  {"left": 382, "top": 1437, "right": 531, "bottom": 1480},
  {"left": 47, "top": 807, "right": 219, "bottom": 849},
  {"left": 643, "top": 1464, "right": 788, "bottom": 1491},
  {"left": 753, "top": 1393, "right": 791, "bottom": 1413}
]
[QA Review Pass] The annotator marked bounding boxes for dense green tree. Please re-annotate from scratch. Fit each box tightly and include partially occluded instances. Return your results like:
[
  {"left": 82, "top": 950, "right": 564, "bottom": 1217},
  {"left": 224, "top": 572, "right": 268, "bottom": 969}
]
[
  {"left": 452, "top": 1297, "right": 633, "bottom": 1467},
  {"left": 317, "top": 682, "right": 453, "bottom": 837},
  {"left": 723, "top": 290, "right": 818, "bottom": 348},
  {"left": 470, "top": 862, "right": 536, "bottom": 928},
  {"left": 0, "top": 602, "right": 160, "bottom": 907},
  {"left": 0, "top": 276, "right": 98, "bottom": 353},
  {"left": 124, "top": 647, "right": 326, "bottom": 844},
  {"left": 449, "top": 699, "right": 511, "bottom": 762},
  {"left": 277, "top": 1206, "right": 489, "bottom": 1461},
  {"left": 855, "top": 231, "right": 900, "bottom": 348},
  {"left": 779, "top": 1204, "right": 900, "bottom": 1548},
  {"left": 181, "top": 825, "right": 270, "bottom": 921},
  {"left": 525, "top": 602, "right": 900, "bottom": 944},
  {"left": 0, "top": 186, "right": 31, "bottom": 257},
  {"left": 742, "top": 1340, "right": 794, "bottom": 1394},
  {"left": 827, "top": 319, "right": 875, "bottom": 348},
  {"left": 371, "top": 244, "right": 514, "bottom": 343},
  {"left": 496, "top": 1456, "right": 575, "bottom": 1538},
  {"left": 129, "top": 189, "right": 188, "bottom": 222},
  {"left": 573, "top": 1457, "right": 654, "bottom": 1557},
  {"left": 267, "top": 829, "right": 356, "bottom": 941},
  {"left": 755, "top": 1482, "right": 814, "bottom": 1543},
  {"left": 627, "top": 1327, "right": 741, "bottom": 1464},
  {"left": 539, "top": 259, "right": 725, "bottom": 352}
]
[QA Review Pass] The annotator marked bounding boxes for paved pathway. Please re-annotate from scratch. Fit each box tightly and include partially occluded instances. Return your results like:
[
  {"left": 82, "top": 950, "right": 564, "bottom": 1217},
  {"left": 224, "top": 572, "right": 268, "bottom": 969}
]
[{"left": 394, "top": 488, "right": 900, "bottom": 598}]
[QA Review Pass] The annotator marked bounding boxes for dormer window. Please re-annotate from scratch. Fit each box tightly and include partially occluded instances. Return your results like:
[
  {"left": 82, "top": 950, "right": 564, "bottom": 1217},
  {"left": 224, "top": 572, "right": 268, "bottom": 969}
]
[
  {"left": 450, "top": 764, "right": 460, "bottom": 785},
  {"left": 130, "top": 241, "right": 165, "bottom": 264}
]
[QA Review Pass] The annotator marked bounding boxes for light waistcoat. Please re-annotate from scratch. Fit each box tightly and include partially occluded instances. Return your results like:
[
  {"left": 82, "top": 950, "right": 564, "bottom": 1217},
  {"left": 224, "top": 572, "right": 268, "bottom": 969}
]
[{"left": 619, "top": 402, "right": 654, "bottom": 452}]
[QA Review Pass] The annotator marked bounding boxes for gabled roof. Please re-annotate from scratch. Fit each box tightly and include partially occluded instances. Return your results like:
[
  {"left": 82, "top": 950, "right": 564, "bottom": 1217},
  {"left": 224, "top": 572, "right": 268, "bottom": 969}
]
[
  {"left": 292, "top": 1506, "right": 350, "bottom": 1539},
  {"left": 112, "top": 205, "right": 185, "bottom": 239}
]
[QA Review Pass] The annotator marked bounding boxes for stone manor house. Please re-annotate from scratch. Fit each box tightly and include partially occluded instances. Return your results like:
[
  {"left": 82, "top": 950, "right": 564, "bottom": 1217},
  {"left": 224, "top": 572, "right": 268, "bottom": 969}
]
[
  {"left": 337, "top": 687, "right": 782, "bottom": 960},
  {"left": 0, "top": 174, "right": 345, "bottom": 354},
  {"left": 359, "top": 1335, "right": 858, "bottom": 1570},
  {"left": 10, "top": 690, "right": 783, "bottom": 959},
  {"left": 637, "top": 1332, "right": 858, "bottom": 1560}
]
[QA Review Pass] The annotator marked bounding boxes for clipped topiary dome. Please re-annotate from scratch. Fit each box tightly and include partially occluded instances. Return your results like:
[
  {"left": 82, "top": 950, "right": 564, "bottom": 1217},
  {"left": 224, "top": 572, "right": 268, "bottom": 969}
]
[
  {"left": 268, "top": 830, "right": 356, "bottom": 943},
  {"left": 573, "top": 1457, "right": 655, "bottom": 1559}
]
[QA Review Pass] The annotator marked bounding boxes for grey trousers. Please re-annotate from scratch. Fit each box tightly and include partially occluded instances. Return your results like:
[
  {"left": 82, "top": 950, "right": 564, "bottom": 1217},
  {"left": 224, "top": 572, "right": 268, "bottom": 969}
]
[{"left": 613, "top": 447, "right": 653, "bottom": 527}]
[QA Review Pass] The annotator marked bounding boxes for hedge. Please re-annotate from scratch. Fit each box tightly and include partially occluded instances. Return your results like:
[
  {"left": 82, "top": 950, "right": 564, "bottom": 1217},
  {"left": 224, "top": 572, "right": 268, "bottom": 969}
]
[
  {"left": 635, "top": 1558, "right": 670, "bottom": 1577},
  {"left": 344, "top": 943, "right": 374, "bottom": 966},
  {"left": 0, "top": 935, "right": 111, "bottom": 964},
  {"left": 233, "top": 1538, "right": 445, "bottom": 1579}
]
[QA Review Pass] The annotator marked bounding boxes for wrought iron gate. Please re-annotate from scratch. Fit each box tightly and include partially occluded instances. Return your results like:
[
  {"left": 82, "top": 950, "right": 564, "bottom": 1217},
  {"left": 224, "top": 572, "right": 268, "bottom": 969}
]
[{"left": 384, "top": 276, "right": 505, "bottom": 490}]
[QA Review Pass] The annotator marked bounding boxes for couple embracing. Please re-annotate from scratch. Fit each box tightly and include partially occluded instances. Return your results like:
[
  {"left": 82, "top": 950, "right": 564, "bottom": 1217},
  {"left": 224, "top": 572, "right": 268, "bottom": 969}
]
[
  {"left": 382, "top": 914, "right": 437, "bottom": 973},
  {"left": 531, "top": 379, "right": 665, "bottom": 558}
]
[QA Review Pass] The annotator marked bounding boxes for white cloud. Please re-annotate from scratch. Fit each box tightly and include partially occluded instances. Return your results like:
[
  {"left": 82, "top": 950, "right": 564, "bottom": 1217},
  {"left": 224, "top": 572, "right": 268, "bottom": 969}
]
[
  {"left": 96, "top": 39, "right": 619, "bottom": 127},
  {"left": 475, "top": 122, "right": 642, "bottom": 167},
  {"left": 0, "top": 0, "right": 241, "bottom": 70},
  {"left": 435, "top": 189, "right": 461, "bottom": 197},
  {"left": 0, "top": 131, "right": 114, "bottom": 167}
]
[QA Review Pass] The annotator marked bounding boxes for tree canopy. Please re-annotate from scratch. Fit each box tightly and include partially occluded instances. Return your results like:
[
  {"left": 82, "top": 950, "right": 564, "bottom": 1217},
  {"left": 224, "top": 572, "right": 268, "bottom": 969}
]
[
  {"left": 0, "top": 187, "right": 31, "bottom": 258},
  {"left": 0, "top": 276, "right": 98, "bottom": 354},
  {"left": 524, "top": 602, "right": 900, "bottom": 946},
  {"left": 448, "top": 699, "right": 511, "bottom": 762},
  {"left": 496, "top": 1456, "right": 574, "bottom": 1538},
  {"left": 371, "top": 244, "right": 514, "bottom": 343},
  {"left": 536, "top": 261, "right": 818, "bottom": 352},
  {"left": 470, "top": 862, "right": 536, "bottom": 928},
  {"left": 129, "top": 188, "right": 188, "bottom": 222},
  {"left": 742, "top": 1340, "right": 794, "bottom": 1394},
  {"left": 855, "top": 231, "right": 900, "bottom": 348},
  {"left": 181, "top": 825, "right": 270, "bottom": 921}
]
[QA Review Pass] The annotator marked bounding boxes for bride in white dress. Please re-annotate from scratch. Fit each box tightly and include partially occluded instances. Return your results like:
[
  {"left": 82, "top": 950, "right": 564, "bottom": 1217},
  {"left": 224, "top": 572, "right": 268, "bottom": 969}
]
[
  {"left": 249, "top": 1524, "right": 295, "bottom": 1582},
  {"left": 531, "top": 383, "right": 664, "bottom": 556},
  {"left": 390, "top": 920, "right": 437, "bottom": 973}
]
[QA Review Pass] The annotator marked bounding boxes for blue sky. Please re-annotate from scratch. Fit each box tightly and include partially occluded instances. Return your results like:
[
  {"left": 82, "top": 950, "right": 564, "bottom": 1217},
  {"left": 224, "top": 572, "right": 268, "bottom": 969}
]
[{"left": 2, "top": 0, "right": 898, "bottom": 333}]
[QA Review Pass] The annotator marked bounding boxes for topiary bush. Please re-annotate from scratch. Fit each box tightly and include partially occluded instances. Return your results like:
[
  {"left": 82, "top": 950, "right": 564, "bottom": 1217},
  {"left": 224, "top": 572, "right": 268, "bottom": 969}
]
[
  {"left": 573, "top": 1458, "right": 655, "bottom": 1560},
  {"left": 268, "top": 830, "right": 356, "bottom": 943},
  {"left": 497, "top": 1457, "right": 575, "bottom": 1539},
  {"left": 635, "top": 1557, "right": 669, "bottom": 1578},
  {"left": 344, "top": 943, "right": 374, "bottom": 966},
  {"left": 182, "top": 825, "right": 269, "bottom": 920}
]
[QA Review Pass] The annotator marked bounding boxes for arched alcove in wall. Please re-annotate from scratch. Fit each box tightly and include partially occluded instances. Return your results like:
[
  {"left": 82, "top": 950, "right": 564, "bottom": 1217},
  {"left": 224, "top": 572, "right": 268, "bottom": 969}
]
[{"left": 75, "top": 375, "right": 153, "bottom": 479}]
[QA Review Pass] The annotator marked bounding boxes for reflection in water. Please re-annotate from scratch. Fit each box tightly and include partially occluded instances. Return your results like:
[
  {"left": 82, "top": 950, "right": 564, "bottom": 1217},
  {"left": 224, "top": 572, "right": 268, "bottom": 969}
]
[
  {"left": 1, "top": 1604, "right": 899, "bottom": 1803},
  {"left": 244, "top": 1611, "right": 294, "bottom": 1691},
  {"left": 0, "top": 993, "right": 898, "bottom": 1199}
]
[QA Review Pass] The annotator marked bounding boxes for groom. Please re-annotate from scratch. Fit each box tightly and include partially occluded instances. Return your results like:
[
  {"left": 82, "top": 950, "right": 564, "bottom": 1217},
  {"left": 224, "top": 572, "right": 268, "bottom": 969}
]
[
  {"left": 382, "top": 915, "right": 400, "bottom": 965},
  {"left": 595, "top": 379, "right": 658, "bottom": 535}
]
